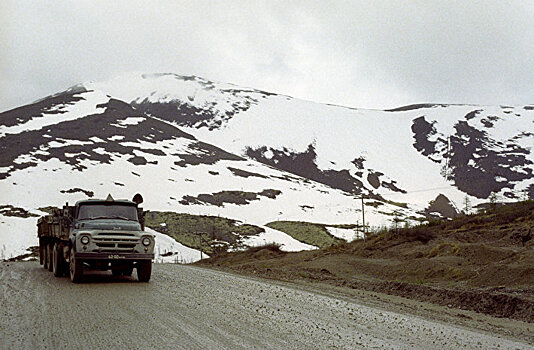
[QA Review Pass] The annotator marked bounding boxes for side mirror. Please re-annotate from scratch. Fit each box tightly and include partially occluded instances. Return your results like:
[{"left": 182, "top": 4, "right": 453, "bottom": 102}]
[
  {"left": 132, "top": 193, "right": 144, "bottom": 205},
  {"left": 137, "top": 207, "right": 145, "bottom": 231}
]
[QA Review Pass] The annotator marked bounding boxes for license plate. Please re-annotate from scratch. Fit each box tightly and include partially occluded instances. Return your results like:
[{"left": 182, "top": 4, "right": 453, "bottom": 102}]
[{"left": 108, "top": 254, "right": 125, "bottom": 259}]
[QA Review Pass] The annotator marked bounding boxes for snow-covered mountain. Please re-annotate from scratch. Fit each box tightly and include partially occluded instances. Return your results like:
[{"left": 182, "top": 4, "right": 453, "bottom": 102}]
[
  {"left": 1, "top": 72, "right": 533, "bottom": 258},
  {"left": 90, "top": 72, "right": 534, "bottom": 203}
]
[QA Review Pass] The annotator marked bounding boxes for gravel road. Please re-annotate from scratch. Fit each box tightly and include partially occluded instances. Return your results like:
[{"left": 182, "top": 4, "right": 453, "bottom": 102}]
[{"left": 0, "top": 262, "right": 531, "bottom": 349}]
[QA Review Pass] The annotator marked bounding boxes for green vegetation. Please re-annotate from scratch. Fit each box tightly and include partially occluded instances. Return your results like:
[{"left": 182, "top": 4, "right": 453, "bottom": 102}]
[
  {"left": 180, "top": 189, "right": 281, "bottom": 206},
  {"left": 367, "top": 200, "right": 534, "bottom": 247},
  {"left": 421, "top": 199, "right": 534, "bottom": 230},
  {"left": 356, "top": 200, "right": 534, "bottom": 250},
  {"left": 245, "top": 242, "right": 282, "bottom": 254},
  {"left": 265, "top": 221, "right": 352, "bottom": 248},
  {"left": 145, "top": 211, "right": 264, "bottom": 254},
  {"left": 384, "top": 200, "right": 409, "bottom": 209}
]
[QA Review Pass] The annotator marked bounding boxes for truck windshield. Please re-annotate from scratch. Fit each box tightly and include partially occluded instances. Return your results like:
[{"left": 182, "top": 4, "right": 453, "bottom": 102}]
[{"left": 78, "top": 204, "right": 138, "bottom": 221}]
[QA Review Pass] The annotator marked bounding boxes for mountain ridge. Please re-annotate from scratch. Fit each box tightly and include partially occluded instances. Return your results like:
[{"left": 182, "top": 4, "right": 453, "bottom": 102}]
[{"left": 1, "top": 71, "right": 533, "bottom": 258}]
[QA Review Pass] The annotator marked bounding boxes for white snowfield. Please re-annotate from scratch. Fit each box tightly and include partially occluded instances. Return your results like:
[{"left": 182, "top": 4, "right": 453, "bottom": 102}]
[
  {"left": 185, "top": 98, "right": 534, "bottom": 209},
  {"left": 89, "top": 72, "right": 269, "bottom": 121},
  {"left": 0, "top": 142, "right": 388, "bottom": 259},
  {"left": 0, "top": 150, "right": 357, "bottom": 258},
  {"left": 96, "top": 72, "right": 534, "bottom": 209},
  {"left": 0, "top": 215, "right": 40, "bottom": 260}
]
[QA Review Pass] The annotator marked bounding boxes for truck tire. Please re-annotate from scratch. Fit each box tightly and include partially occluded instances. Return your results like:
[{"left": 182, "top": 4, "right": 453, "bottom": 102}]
[
  {"left": 53, "top": 243, "right": 64, "bottom": 277},
  {"left": 112, "top": 265, "right": 133, "bottom": 277},
  {"left": 39, "top": 239, "right": 44, "bottom": 265},
  {"left": 47, "top": 243, "right": 54, "bottom": 272},
  {"left": 42, "top": 241, "right": 49, "bottom": 269},
  {"left": 69, "top": 249, "right": 83, "bottom": 283},
  {"left": 123, "top": 266, "right": 133, "bottom": 277},
  {"left": 137, "top": 260, "right": 152, "bottom": 282}
]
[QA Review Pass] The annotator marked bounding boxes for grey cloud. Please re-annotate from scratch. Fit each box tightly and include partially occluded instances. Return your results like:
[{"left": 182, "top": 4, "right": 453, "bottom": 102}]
[{"left": 1, "top": 0, "right": 534, "bottom": 112}]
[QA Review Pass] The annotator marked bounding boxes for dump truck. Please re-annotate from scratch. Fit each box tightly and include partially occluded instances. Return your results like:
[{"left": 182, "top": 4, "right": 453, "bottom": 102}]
[{"left": 37, "top": 194, "right": 154, "bottom": 283}]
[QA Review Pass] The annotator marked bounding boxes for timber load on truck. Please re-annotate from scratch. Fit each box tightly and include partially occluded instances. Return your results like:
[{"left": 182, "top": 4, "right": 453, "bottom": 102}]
[{"left": 37, "top": 193, "right": 154, "bottom": 283}]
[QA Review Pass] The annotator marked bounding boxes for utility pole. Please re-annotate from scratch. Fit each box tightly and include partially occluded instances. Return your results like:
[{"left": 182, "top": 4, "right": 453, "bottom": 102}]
[
  {"left": 361, "top": 196, "right": 366, "bottom": 236},
  {"left": 446, "top": 136, "right": 450, "bottom": 174},
  {"left": 197, "top": 231, "right": 203, "bottom": 260}
]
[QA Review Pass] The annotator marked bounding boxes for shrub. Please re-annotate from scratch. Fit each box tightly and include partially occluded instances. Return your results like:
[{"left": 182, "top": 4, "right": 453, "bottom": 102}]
[
  {"left": 265, "top": 221, "right": 344, "bottom": 248},
  {"left": 392, "top": 226, "right": 436, "bottom": 244},
  {"left": 246, "top": 242, "right": 282, "bottom": 254}
]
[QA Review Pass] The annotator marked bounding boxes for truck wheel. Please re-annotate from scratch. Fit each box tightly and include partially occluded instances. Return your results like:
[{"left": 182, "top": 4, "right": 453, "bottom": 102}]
[
  {"left": 69, "top": 249, "right": 83, "bottom": 283},
  {"left": 47, "top": 243, "right": 54, "bottom": 272},
  {"left": 42, "top": 241, "right": 49, "bottom": 269},
  {"left": 113, "top": 265, "right": 133, "bottom": 277},
  {"left": 39, "top": 239, "right": 44, "bottom": 265},
  {"left": 137, "top": 260, "right": 152, "bottom": 282},
  {"left": 53, "top": 243, "right": 64, "bottom": 277},
  {"left": 123, "top": 266, "right": 133, "bottom": 277}
]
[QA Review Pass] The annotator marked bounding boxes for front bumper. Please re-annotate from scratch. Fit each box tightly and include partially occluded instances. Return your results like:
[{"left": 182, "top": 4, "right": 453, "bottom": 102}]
[{"left": 74, "top": 252, "right": 154, "bottom": 260}]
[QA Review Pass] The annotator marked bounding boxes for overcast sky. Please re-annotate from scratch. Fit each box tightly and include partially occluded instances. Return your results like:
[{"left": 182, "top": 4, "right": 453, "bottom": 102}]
[{"left": 2, "top": 1, "right": 534, "bottom": 113}]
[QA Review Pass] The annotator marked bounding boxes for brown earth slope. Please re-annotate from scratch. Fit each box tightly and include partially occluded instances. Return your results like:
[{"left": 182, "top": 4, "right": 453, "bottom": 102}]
[{"left": 198, "top": 201, "right": 534, "bottom": 322}]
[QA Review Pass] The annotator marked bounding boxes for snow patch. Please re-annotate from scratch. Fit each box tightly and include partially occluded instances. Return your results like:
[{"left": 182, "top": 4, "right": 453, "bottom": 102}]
[
  {"left": 326, "top": 227, "right": 363, "bottom": 242},
  {"left": 89, "top": 136, "right": 106, "bottom": 143},
  {"left": 49, "top": 139, "right": 93, "bottom": 148},
  {"left": 115, "top": 116, "right": 146, "bottom": 127},
  {"left": 0, "top": 215, "right": 39, "bottom": 260},
  {"left": 241, "top": 225, "right": 317, "bottom": 252},
  {"left": 147, "top": 228, "right": 206, "bottom": 263}
]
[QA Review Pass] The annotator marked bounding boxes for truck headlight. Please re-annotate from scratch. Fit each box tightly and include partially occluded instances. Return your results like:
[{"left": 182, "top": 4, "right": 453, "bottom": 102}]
[
  {"left": 142, "top": 237, "right": 151, "bottom": 246},
  {"left": 81, "top": 235, "right": 90, "bottom": 245}
]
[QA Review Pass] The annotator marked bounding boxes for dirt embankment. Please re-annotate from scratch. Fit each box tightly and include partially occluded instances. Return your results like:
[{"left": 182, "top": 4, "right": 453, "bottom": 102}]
[{"left": 198, "top": 201, "right": 534, "bottom": 323}]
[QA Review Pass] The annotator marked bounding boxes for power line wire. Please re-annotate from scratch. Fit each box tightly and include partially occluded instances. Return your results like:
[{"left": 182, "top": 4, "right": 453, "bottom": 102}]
[{"left": 377, "top": 185, "right": 457, "bottom": 198}]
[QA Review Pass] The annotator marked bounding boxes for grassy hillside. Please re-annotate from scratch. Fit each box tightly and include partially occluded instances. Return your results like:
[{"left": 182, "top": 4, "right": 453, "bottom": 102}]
[
  {"left": 146, "top": 213, "right": 362, "bottom": 254},
  {"left": 335, "top": 200, "right": 534, "bottom": 287},
  {"left": 265, "top": 221, "right": 354, "bottom": 248},
  {"left": 145, "top": 211, "right": 264, "bottom": 254}
]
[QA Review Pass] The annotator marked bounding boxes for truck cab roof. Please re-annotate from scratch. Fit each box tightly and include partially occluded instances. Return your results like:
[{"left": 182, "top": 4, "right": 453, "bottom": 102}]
[{"left": 75, "top": 199, "right": 137, "bottom": 206}]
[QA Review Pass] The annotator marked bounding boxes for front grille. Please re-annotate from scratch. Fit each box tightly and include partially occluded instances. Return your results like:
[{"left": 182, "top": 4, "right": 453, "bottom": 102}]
[
  {"left": 97, "top": 232, "right": 136, "bottom": 236},
  {"left": 96, "top": 243, "right": 115, "bottom": 248},
  {"left": 92, "top": 232, "right": 139, "bottom": 252},
  {"left": 118, "top": 243, "right": 136, "bottom": 248}
]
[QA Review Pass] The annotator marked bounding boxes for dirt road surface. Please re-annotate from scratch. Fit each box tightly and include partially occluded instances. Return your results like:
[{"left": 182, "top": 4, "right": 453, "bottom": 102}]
[{"left": 0, "top": 262, "right": 531, "bottom": 349}]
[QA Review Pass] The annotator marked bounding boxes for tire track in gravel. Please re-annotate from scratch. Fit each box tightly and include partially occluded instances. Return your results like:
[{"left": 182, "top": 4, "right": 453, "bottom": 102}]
[{"left": 0, "top": 262, "right": 531, "bottom": 349}]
